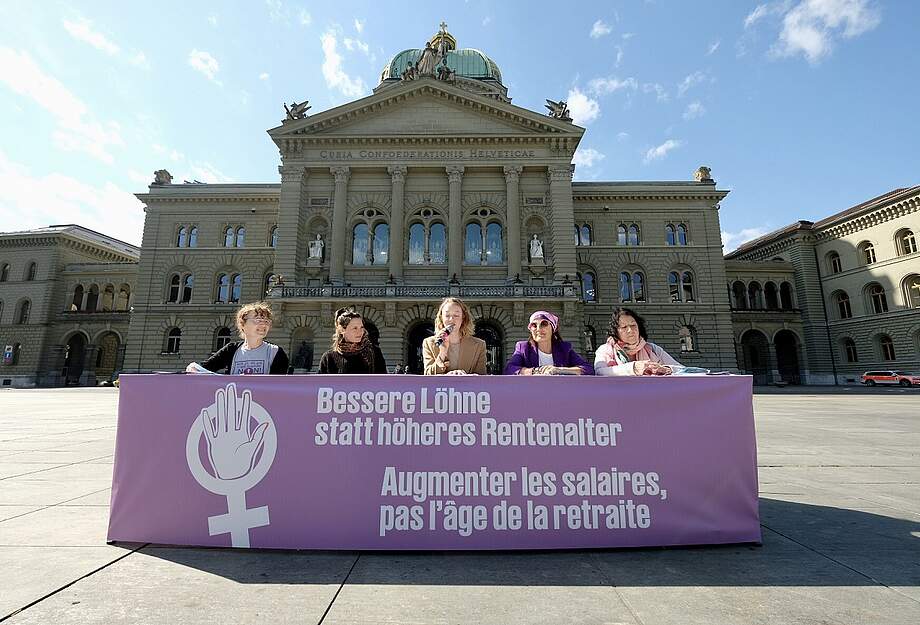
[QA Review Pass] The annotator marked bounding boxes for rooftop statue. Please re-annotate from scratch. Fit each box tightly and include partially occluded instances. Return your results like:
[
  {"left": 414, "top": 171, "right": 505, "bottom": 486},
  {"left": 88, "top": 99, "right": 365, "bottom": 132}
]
[
  {"left": 545, "top": 99, "right": 572, "bottom": 122},
  {"left": 283, "top": 100, "right": 311, "bottom": 121},
  {"left": 694, "top": 166, "right": 713, "bottom": 182},
  {"left": 153, "top": 169, "right": 173, "bottom": 185}
]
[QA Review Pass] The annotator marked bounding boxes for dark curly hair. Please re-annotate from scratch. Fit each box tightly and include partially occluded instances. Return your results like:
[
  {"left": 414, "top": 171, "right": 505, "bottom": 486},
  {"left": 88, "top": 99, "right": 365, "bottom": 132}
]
[{"left": 606, "top": 307, "right": 649, "bottom": 342}]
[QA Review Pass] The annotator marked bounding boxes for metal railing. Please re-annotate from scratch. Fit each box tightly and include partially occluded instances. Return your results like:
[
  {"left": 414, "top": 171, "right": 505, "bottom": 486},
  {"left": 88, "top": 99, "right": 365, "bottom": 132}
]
[{"left": 271, "top": 284, "right": 571, "bottom": 299}]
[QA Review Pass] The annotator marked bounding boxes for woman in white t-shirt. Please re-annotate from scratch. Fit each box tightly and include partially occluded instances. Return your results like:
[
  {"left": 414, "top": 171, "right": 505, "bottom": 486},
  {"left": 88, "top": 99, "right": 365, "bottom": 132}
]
[{"left": 186, "top": 302, "right": 289, "bottom": 375}]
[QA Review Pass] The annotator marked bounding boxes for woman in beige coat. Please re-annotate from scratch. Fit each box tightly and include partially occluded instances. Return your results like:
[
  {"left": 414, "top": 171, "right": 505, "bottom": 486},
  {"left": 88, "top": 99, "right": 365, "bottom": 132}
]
[{"left": 422, "top": 297, "right": 487, "bottom": 375}]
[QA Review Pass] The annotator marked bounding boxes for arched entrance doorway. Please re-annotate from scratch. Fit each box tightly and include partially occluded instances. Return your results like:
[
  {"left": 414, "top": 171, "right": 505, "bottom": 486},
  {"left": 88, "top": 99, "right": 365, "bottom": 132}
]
[
  {"left": 774, "top": 330, "right": 801, "bottom": 385},
  {"left": 474, "top": 320, "right": 504, "bottom": 376},
  {"left": 739, "top": 330, "right": 770, "bottom": 385},
  {"left": 63, "top": 333, "right": 87, "bottom": 386},
  {"left": 406, "top": 321, "right": 435, "bottom": 374},
  {"left": 94, "top": 332, "right": 121, "bottom": 382}
]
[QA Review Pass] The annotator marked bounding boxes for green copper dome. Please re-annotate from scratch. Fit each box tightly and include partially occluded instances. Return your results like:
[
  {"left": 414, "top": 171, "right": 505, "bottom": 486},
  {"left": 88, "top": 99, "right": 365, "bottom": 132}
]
[{"left": 380, "top": 48, "right": 503, "bottom": 84}]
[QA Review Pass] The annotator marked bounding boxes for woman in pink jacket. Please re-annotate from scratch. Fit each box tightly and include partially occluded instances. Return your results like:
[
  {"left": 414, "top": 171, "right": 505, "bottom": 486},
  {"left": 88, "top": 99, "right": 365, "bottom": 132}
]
[{"left": 594, "top": 307, "right": 680, "bottom": 376}]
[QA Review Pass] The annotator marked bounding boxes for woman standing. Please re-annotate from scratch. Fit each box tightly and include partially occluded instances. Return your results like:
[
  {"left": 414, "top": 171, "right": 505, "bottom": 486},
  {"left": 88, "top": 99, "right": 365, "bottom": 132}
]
[
  {"left": 594, "top": 307, "right": 680, "bottom": 376},
  {"left": 422, "top": 297, "right": 487, "bottom": 375},
  {"left": 187, "top": 302, "right": 289, "bottom": 374},
  {"left": 504, "top": 311, "right": 593, "bottom": 375},
  {"left": 318, "top": 308, "right": 387, "bottom": 374}
]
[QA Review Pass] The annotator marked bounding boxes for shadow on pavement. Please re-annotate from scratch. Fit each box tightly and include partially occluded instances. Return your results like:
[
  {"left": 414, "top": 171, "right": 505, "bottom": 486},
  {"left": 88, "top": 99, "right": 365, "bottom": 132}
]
[{"left": 130, "top": 498, "right": 920, "bottom": 587}]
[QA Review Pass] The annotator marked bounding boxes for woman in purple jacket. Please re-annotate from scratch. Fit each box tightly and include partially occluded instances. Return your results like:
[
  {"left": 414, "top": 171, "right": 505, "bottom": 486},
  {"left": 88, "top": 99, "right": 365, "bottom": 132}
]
[{"left": 503, "top": 311, "right": 594, "bottom": 375}]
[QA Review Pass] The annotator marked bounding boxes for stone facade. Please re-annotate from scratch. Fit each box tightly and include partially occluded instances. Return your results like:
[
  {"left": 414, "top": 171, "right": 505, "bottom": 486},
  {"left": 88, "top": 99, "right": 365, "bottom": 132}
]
[
  {"left": 0, "top": 226, "right": 138, "bottom": 387},
  {"left": 725, "top": 185, "right": 920, "bottom": 384}
]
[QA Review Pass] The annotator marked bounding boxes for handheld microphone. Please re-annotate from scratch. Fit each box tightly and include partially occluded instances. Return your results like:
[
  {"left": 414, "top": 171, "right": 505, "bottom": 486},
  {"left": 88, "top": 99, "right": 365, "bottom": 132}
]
[{"left": 435, "top": 324, "right": 455, "bottom": 347}]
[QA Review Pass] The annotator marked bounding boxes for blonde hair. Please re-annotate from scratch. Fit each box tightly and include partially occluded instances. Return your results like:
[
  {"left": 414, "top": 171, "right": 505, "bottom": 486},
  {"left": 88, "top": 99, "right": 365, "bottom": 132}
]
[
  {"left": 434, "top": 297, "right": 474, "bottom": 338},
  {"left": 235, "top": 302, "right": 273, "bottom": 339}
]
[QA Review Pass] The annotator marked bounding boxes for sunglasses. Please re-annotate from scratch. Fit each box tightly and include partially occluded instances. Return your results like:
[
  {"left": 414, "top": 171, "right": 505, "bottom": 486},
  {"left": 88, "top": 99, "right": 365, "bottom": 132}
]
[{"left": 528, "top": 320, "right": 551, "bottom": 329}]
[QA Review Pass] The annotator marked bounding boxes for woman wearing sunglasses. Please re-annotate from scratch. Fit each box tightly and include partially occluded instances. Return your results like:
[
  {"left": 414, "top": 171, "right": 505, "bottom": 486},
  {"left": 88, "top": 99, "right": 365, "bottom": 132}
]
[{"left": 503, "top": 310, "right": 594, "bottom": 375}]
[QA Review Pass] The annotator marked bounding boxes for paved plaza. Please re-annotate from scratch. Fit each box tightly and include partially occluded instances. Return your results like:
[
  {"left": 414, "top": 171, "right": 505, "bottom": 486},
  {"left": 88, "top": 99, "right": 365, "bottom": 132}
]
[{"left": 1, "top": 386, "right": 918, "bottom": 624}]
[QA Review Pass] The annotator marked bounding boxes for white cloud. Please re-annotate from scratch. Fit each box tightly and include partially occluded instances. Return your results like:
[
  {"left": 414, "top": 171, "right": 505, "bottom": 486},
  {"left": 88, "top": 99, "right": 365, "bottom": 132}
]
[
  {"left": 771, "top": 0, "right": 880, "bottom": 63},
  {"left": 207, "top": 15, "right": 218, "bottom": 27},
  {"left": 128, "top": 51, "right": 149, "bottom": 69},
  {"left": 707, "top": 40, "right": 721, "bottom": 55},
  {"left": 721, "top": 226, "right": 771, "bottom": 252},
  {"left": 299, "top": 10, "right": 312, "bottom": 26},
  {"left": 616, "top": 132, "right": 630, "bottom": 142},
  {"left": 186, "top": 162, "right": 235, "bottom": 184},
  {"left": 573, "top": 147, "right": 605, "bottom": 168},
  {"left": 265, "top": 0, "right": 286, "bottom": 22},
  {"left": 63, "top": 16, "right": 119, "bottom": 55},
  {"left": 0, "top": 149, "right": 144, "bottom": 245},
  {"left": 482, "top": 16, "right": 492, "bottom": 26},
  {"left": 188, "top": 49, "right": 221, "bottom": 85},
  {"left": 354, "top": 18, "right": 365, "bottom": 33},
  {"left": 344, "top": 37, "right": 371, "bottom": 56},
  {"left": 615, "top": 46, "right": 624, "bottom": 67},
  {"left": 643, "top": 139, "right": 683, "bottom": 163},
  {"left": 590, "top": 20, "right": 612, "bottom": 38},
  {"left": 621, "top": 32, "right": 635, "bottom": 40},
  {"left": 152, "top": 143, "right": 184, "bottom": 162},
  {"left": 320, "top": 31, "right": 367, "bottom": 98},
  {"left": 0, "top": 47, "right": 124, "bottom": 163},
  {"left": 259, "top": 72, "right": 270, "bottom": 81},
  {"left": 642, "top": 82, "right": 669, "bottom": 102},
  {"left": 588, "top": 76, "right": 637, "bottom": 95},
  {"left": 683, "top": 101, "right": 706, "bottom": 119},
  {"left": 565, "top": 87, "right": 600, "bottom": 126},
  {"left": 744, "top": 3, "right": 775, "bottom": 29},
  {"left": 677, "top": 70, "right": 707, "bottom": 97},
  {"left": 127, "top": 169, "right": 149, "bottom": 184}
]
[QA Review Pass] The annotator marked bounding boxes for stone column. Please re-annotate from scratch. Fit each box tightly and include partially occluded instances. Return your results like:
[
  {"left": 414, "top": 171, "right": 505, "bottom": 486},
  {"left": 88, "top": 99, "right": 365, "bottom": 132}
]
[
  {"left": 276, "top": 165, "right": 308, "bottom": 283},
  {"left": 547, "top": 165, "right": 577, "bottom": 281},
  {"left": 329, "top": 166, "right": 351, "bottom": 284},
  {"left": 446, "top": 165, "right": 464, "bottom": 282},
  {"left": 503, "top": 165, "right": 523, "bottom": 281},
  {"left": 387, "top": 165, "right": 407, "bottom": 282}
]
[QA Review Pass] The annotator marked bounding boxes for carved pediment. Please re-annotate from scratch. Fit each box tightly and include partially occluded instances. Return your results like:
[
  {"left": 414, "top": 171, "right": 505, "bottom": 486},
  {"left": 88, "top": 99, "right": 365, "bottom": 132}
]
[{"left": 268, "top": 79, "right": 583, "bottom": 142}]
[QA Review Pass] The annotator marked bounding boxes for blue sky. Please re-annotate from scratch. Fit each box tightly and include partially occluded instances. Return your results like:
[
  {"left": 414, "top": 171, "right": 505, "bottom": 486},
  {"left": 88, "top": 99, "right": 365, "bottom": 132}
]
[{"left": 1, "top": 1, "right": 916, "bottom": 250}]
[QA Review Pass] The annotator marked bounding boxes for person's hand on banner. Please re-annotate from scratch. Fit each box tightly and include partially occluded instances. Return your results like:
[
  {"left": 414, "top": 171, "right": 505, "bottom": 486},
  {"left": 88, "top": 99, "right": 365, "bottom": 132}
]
[{"left": 199, "top": 383, "right": 269, "bottom": 480}]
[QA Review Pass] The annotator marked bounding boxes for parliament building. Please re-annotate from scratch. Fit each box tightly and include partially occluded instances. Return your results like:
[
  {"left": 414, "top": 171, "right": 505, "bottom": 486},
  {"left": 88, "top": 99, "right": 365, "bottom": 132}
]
[{"left": 2, "top": 28, "right": 917, "bottom": 386}]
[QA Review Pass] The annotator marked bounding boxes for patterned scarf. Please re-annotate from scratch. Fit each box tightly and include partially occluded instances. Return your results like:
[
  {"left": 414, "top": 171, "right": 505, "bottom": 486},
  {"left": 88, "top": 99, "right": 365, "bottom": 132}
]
[
  {"left": 605, "top": 336, "right": 654, "bottom": 365},
  {"left": 332, "top": 334, "right": 376, "bottom": 372}
]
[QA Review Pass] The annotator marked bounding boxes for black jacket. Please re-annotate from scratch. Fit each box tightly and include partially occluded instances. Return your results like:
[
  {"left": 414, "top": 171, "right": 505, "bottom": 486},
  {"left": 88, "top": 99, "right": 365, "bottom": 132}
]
[
  {"left": 200, "top": 341, "right": 289, "bottom": 374},
  {"left": 318, "top": 346, "right": 387, "bottom": 374}
]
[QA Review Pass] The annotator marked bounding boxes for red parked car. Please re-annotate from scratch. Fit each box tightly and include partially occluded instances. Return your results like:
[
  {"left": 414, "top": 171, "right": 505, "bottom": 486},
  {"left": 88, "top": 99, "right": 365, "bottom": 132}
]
[{"left": 862, "top": 371, "right": 920, "bottom": 387}]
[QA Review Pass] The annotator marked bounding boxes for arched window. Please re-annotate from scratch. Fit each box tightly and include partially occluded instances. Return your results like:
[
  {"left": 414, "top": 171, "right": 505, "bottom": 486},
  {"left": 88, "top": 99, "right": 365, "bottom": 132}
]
[
  {"left": 429, "top": 223, "right": 446, "bottom": 264},
  {"left": 264, "top": 273, "right": 277, "bottom": 295},
  {"left": 235, "top": 226, "right": 245, "bottom": 248},
  {"left": 869, "top": 284, "right": 888, "bottom": 314},
  {"left": 101, "top": 285, "right": 115, "bottom": 311},
  {"left": 880, "top": 335, "right": 896, "bottom": 361},
  {"left": 408, "top": 223, "right": 425, "bottom": 264},
  {"left": 748, "top": 282, "right": 763, "bottom": 309},
  {"left": 731, "top": 281, "right": 747, "bottom": 310},
  {"left": 17, "top": 300, "right": 30, "bottom": 324},
  {"left": 168, "top": 274, "right": 181, "bottom": 303},
  {"left": 764, "top": 282, "right": 779, "bottom": 309},
  {"left": 897, "top": 229, "right": 917, "bottom": 256},
  {"left": 352, "top": 223, "right": 370, "bottom": 265},
  {"left": 224, "top": 227, "right": 235, "bottom": 247},
  {"left": 827, "top": 251, "right": 842, "bottom": 274},
  {"left": 835, "top": 291, "right": 852, "bottom": 319},
  {"left": 577, "top": 224, "right": 591, "bottom": 246},
  {"left": 581, "top": 272, "right": 596, "bottom": 303},
  {"left": 780, "top": 282, "right": 794, "bottom": 309},
  {"left": 85, "top": 285, "right": 99, "bottom": 311},
  {"left": 408, "top": 220, "right": 446, "bottom": 265},
  {"left": 665, "top": 224, "right": 676, "bottom": 246},
  {"left": 669, "top": 271, "right": 695, "bottom": 302},
  {"left": 617, "top": 225, "right": 627, "bottom": 245},
  {"left": 465, "top": 223, "right": 483, "bottom": 264},
  {"left": 628, "top": 224, "right": 640, "bottom": 246},
  {"left": 215, "top": 274, "right": 229, "bottom": 303},
  {"left": 71, "top": 285, "right": 84, "bottom": 311},
  {"left": 842, "top": 338, "right": 858, "bottom": 363},
  {"left": 859, "top": 241, "right": 876, "bottom": 265},
  {"left": 903, "top": 274, "right": 920, "bottom": 309},
  {"left": 214, "top": 327, "right": 233, "bottom": 352},
  {"left": 485, "top": 223, "right": 503, "bottom": 265},
  {"left": 177, "top": 226, "right": 188, "bottom": 247},
  {"left": 26, "top": 262, "right": 36, "bottom": 281},
  {"left": 583, "top": 326, "right": 597, "bottom": 353},
  {"left": 269, "top": 226, "right": 278, "bottom": 248},
  {"left": 677, "top": 224, "right": 688, "bottom": 245},
  {"left": 373, "top": 224, "right": 389, "bottom": 265},
  {"left": 117, "top": 285, "right": 130, "bottom": 311},
  {"left": 189, "top": 226, "right": 198, "bottom": 248},
  {"left": 165, "top": 328, "right": 182, "bottom": 354},
  {"left": 619, "top": 271, "right": 645, "bottom": 302},
  {"left": 230, "top": 274, "right": 242, "bottom": 303},
  {"left": 679, "top": 326, "right": 697, "bottom": 352},
  {"left": 181, "top": 275, "right": 193, "bottom": 303},
  {"left": 574, "top": 225, "right": 581, "bottom": 245},
  {"left": 0, "top": 263, "right": 8, "bottom": 282}
]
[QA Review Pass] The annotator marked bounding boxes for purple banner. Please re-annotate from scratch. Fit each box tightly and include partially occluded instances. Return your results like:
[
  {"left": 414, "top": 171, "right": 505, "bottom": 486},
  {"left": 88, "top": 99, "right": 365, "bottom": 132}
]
[{"left": 107, "top": 374, "right": 760, "bottom": 550}]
